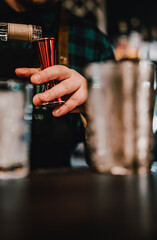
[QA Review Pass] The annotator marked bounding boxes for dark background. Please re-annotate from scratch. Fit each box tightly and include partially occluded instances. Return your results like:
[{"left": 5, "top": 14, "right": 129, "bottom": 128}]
[{"left": 106, "top": 0, "right": 157, "bottom": 39}]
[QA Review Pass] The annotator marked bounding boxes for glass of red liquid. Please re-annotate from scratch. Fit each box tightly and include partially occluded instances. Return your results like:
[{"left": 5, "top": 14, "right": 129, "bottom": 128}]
[{"left": 33, "top": 37, "right": 65, "bottom": 107}]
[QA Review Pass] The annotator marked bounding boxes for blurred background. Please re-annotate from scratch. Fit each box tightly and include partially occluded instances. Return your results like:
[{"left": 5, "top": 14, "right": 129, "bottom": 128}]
[
  {"left": 63, "top": 0, "right": 107, "bottom": 33},
  {"left": 61, "top": 0, "right": 157, "bottom": 167},
  {"left": 63, "top": 0, "right": 157, "bottom": 38}
]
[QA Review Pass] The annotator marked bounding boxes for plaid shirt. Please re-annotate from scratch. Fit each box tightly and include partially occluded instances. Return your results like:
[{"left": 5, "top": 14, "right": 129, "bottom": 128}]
[
  {"left": 0, "top": 1, "right": 114, "bottom": 79},
  {"left": 68, "top": 11, "right": 114, "bottom": 74}
]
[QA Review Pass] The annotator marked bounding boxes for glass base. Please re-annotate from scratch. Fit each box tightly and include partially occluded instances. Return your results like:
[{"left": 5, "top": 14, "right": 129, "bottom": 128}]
[
  {"left": 110, "top": 166, "right": 149, "bottom": 175},
  {"left": 41, "top": 100, "right": 65, "bottom": 108},
  {"left": 0, "top": 165, "right": 29, "bottom": 179}
]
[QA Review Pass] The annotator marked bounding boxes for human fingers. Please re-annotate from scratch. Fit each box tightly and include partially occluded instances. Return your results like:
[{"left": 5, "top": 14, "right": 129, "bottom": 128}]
[
  {"left": 32, "top": 69, "right": 87, "bottom": 106},
  {"left": 30, "top": 65, "right": 71, "bottom": 85},
  {"left": 32, "top": 73, "right": 84, "bottom": 105},
  {"left": 15, "top": 68, "right": 40, "bottom": 78},
  {"left": 52, "top": 86, "right": 87, "bottom": 117}
]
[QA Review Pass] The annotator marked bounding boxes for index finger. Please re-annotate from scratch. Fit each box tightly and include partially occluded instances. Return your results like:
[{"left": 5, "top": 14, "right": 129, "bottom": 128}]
[{"left": 31, "top": 65, "right": 71, "bottom": 84}]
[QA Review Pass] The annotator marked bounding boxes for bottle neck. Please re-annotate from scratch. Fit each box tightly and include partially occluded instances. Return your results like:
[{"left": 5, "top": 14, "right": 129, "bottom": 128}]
[
  {"left": 0, "top": 22, "right": 42, "bottom": 42},
  {"left": 8, "top": 23, "right": 33, "bottom": 42}
]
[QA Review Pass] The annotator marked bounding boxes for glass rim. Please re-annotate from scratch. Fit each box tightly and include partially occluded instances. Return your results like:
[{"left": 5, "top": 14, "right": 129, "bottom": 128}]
[{"left": 32, "top": 37, "right": 55, "bottom": 42}]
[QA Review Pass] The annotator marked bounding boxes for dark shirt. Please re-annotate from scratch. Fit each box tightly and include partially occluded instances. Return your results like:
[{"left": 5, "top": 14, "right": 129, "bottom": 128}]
[{"left": 0, "top": 0, "right": 114, "bottom": 168}]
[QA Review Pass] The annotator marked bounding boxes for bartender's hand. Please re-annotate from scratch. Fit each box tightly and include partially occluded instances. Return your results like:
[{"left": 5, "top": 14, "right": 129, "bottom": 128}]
[{"left": 15, "top": 65, "right": 87, "bottom": 117}]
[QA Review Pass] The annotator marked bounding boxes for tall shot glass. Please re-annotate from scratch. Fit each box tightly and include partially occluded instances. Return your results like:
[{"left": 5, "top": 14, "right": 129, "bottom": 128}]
[{"left": 33, "top": 37, "right": 65, "bottom": 107}]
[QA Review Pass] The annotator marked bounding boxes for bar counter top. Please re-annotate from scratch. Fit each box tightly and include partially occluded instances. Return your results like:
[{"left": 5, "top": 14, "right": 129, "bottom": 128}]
[{"left": 0, "top": 167, "right": 157, "bottom": 240}]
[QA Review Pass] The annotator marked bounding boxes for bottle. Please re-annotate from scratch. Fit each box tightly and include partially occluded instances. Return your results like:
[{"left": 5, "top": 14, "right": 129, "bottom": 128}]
[
  {"left": 127, "top": 17, "right": 142, "bottom": 60},
  {"left": 138, "top": 24, "right": 150, "bottom": 60},
  {"left": 149, "top": 26, "right": 157, "bottom": 62},
  {"left": 0, "top": 22, "right": 42, "bottom": 42},
  {"left": 113, "top": 20, "right": 129, "bottom": 60}
]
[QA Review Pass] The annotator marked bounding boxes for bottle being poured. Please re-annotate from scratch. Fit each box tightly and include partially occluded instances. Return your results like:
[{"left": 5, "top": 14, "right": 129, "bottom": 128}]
[
  {"left": 0, "top": 22, "right": 63, "bottom": 107},
  {"left": 0, "top": 22, "right": 42, "bottom": 42}
]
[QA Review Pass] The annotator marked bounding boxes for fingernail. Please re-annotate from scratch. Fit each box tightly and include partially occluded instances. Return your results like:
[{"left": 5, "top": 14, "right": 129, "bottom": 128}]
[
  {"left": 32, "top": 74, "right": 41, "bottom": 82},
  {"left": 19, "top": 68, "right": 26, "bottom": 73},
  {"left": 53, "top": 108, "right": 61, "bottom": 116}
]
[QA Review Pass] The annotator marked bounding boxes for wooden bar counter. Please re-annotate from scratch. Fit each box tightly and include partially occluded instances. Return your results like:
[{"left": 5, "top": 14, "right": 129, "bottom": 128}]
[{"left": 0, "top": 167, "right": 157, "bottom": 240}]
